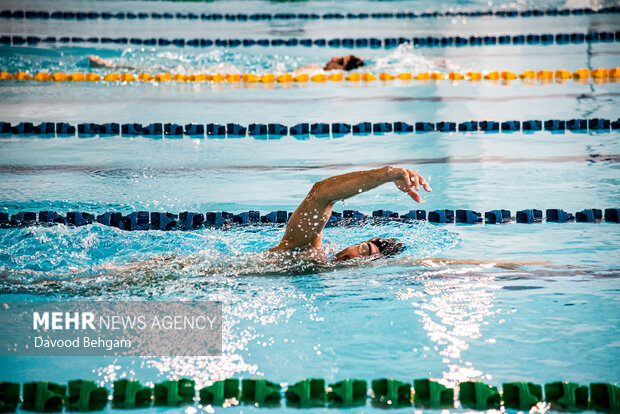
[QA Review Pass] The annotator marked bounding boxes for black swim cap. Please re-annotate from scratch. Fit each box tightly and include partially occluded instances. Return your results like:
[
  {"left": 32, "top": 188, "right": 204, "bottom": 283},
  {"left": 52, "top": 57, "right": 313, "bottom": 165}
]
[
  {"left": 344, "top": 55, "right": 364, "bottom": 71},
  {"left": 367, "top": 238, "right": 405, "bottom": 257}
]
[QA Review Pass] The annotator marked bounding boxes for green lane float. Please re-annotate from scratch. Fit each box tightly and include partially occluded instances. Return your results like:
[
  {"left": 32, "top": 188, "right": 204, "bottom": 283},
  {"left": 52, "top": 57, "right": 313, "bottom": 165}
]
[
  {"left": 371, "top": 378, "right": 412, "bottom": 407},
  {"left": 327, "top": 379, "right": 367, "bottom": 407},
  {"left": 545, "top": 382, "right": 589, "bottom": 410},
  {"left": 199, "top": 379, "right": 239, "bottom": 406},
  {"left": 590, "top": 383, "right": 620, "bottom": 412},
  {"left": 112, "top": 379, "right": 152, "bottom": 409},
  {"left": 3, "top": 378, "right": 619, "bottom": 411},
  {"left": 503, "top": 381, "right": 543, "bottom": 410},
  {"left": 413, "top": 379, "right": 454, "bottom": 408},
  {"left": 285, "top": 378, "right": 326, "bottom": 408},
  {"left": 22, "top": 382, "right": 66, "bottom": 412},
  {"left": 460, "top": 380, "right": 501, "bottom": 410},
  {"left": 241, "top": 379, "right": 281, "bottom": 406},
  {"left": 67, "top": 380, "right": 108, "bottom": 412},
  {"left": 0, "top": 383, "right": 20, "bottom": 413},
  {"left": 154, "top": 379, "right": 195, "bottom": 406}
]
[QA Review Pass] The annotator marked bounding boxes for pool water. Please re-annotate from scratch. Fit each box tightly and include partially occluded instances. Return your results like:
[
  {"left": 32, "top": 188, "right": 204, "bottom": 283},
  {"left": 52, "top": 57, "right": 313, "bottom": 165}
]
[{"left": 0, "top": 0, "right": 619, "bottom": 412}]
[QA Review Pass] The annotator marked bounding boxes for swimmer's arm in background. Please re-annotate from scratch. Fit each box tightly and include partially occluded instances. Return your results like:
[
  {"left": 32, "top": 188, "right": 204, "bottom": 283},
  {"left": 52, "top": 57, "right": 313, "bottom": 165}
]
[
  {"left": 28, "top": 254, "right": 198, "bottom": 285},
  {"left": 87, "top": 55, "right": 140, "bottom": 71},
  {"left": 413, "top": 258, "right": 555, "bottom": 270},
  {"left": 268, "top": 166, "right": 431, "bottom": 252},
  {"left": 293, "top": 63, "right": 322, "bottom": 74}
]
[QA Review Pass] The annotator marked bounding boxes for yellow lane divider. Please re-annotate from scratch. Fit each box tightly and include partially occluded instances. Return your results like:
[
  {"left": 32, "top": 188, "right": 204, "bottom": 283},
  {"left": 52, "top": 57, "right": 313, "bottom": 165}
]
[{"left": 1, "top": 68, "right": 618, "bottom": 84}]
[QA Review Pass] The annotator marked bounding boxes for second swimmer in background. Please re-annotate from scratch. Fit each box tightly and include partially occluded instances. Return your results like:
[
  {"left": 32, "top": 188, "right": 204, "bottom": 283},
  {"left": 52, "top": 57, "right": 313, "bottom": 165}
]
[{"left": 87, "top": 54, "right": 365, "bottom": 71}]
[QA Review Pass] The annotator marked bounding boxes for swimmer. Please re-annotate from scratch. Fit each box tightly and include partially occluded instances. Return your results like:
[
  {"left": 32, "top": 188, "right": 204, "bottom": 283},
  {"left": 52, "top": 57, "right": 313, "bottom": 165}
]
[
  {"left": 87, "top": 53, "right": 463, "bottom": 75},
  {"left": 266, "top": 165, "right": 431, "bottom": 261},
  {"left": 87, "top": 54, "right": 364, "bottom": 72},
  {"left": 1, "top": 165, "right": 556, "bottom": 290},
  {"left": 87, "top": 55, "right": 139, "bottom": 70}
]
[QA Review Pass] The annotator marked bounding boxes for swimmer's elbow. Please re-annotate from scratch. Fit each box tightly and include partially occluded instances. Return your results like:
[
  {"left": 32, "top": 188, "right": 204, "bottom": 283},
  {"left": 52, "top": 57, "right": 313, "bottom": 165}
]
[{"left": 308, "top": 181, "right": 332, "bottom": 205}]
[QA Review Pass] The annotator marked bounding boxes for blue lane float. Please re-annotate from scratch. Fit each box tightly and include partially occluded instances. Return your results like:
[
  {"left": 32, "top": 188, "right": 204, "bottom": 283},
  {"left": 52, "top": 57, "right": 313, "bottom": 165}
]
[
  {"left": 1, "top": 31, "right": 618, "bottom": 48},
  {"left": 1, "top": 208, "right": 618, "bottom": 230},
  {"left": 1, "top": 7, "right": 617, "bottom": 22},
  {"left": 575, "top": 209, "right": 603, "bottom": 223},
  {"left": 516, "top": 209, "right": 543, "bottom": 223},
  {"left": 1, "top": 119, "right": 617, "bottom": 139},
  {"left": 485, "top": 210, "right": 511, "bottom": 224}
]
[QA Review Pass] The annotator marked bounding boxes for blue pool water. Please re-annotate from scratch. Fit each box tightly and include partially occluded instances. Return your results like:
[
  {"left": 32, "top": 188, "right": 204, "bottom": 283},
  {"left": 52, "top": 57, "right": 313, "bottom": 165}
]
[{"left": 0, "top": 0, "right": 619, "bottom": 412}]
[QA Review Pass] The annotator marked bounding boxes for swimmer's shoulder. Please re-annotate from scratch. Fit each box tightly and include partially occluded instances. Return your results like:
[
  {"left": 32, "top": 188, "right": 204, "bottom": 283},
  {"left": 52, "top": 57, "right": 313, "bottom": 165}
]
[{"left": 293, "top": 63, "right": 323, "bottom": 75}]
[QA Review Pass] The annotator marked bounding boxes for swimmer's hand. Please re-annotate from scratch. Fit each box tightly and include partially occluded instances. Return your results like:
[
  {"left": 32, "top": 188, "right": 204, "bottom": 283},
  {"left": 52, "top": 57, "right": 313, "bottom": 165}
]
[
  {"left": 88, "top": 55, "right": 114, "bottom": 68},
  {"left": 387, "top": 166, "right": 432, "bottom": 202}
]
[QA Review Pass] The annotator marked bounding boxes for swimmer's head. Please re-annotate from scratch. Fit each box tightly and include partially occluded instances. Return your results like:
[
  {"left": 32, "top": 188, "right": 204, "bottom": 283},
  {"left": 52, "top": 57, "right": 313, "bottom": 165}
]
[
  {"left": 324, "top": 55, "right": 365, "bottom": 71},
  {"left": 334, "top": 237, "right": 405, "bottom": 262}
]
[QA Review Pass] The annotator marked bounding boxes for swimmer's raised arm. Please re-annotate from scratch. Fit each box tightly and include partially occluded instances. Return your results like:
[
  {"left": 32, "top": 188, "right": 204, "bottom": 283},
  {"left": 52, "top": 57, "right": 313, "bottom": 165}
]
[{"left": 268, "top": 166, "right": 431, "bottom": 252}]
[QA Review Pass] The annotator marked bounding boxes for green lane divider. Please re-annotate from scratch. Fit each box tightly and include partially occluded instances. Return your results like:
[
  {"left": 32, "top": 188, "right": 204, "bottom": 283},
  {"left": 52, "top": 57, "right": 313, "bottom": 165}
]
[
  {"left": 371, "top": 378, "right": 412, "bottom": 407},
  {"left": 67, "top": 380, "right": 108, "bottom": 412},
  {"left": 503, "top": 381, "right": 543, "bottom": 410},
  {"left": 241, "top": 379, "right": 281, "bottom": 406},
  {"left": 22, "top": 382, "right": 66, "bottom": 412},
  {"left": 460, "top": 381, "right": 501, "bottom": 410},
  {"left": 0, "top": 383, "right": 20, "bottom": 413},
  {"left": 545, "top": 382, "right": 589, "bottom": 410},
  {"left": 414, "top": 379, "right": 454, "bottom": 408},
  {"left": 327, "top": 379, "right": 367, "bottom": 407},
  {"left": 3, "top": 378, "right": 619, "bottom": 412},
  {"left": 285, "top": 378, "right": 326, "bottom": 408},
  {"left": 590, "top": 383, "right": 620, "bottom": 412},
  {"left": 199, "top": 379, "right": 239, "bottom": 406},
  {"left": 112, "top": 379, "right": 152, "bottom": 409},
  {"left": 154, "top": 379, "right": 195, "bottom": 406}
]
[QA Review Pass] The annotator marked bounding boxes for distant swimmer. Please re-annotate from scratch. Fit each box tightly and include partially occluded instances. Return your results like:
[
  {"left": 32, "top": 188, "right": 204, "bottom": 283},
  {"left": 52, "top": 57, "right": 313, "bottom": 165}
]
[
  {"left": 266, "top": 166, "right": 431, "bottom": 261},
  {"left": 87, "top": 54, "right": 364, "bottom": 72},
  {"left": 87, "top": 54, "right": 139, "bottom": 70},
  {"left": 323, "top": 54, "right": 364, "bottom": 71}
]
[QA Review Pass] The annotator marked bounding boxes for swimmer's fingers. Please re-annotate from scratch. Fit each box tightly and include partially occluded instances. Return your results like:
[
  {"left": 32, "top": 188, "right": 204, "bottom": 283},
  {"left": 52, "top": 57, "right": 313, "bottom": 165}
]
[
  {"left": 395, "top": 169, "right": 421, "bottom": 201},
  {"left": 394, "top": 169, "right": 418, "bottom": 202},
  {"left": 408, "top": 169, "right": 432, "bottom": 192},
  {"left": 407, "top": 187, "right": 421, "bottom": 202},
  {"left": 400, "top": 170, "right": 417, "bottom": 194},
  {"left": 389, "top": 167, "right": 430, "bottom": 201},
  {"left": 400, "top": 169, "right": 410, "bottom": 188},
  {"left": 407, "top": 169, "right": 420, "bottom": 190}
]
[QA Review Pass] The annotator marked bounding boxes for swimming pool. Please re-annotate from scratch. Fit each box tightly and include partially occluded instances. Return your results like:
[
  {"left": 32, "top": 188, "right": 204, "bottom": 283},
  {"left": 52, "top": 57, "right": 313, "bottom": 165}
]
[{"left": 0, "top": 0, "right": 619, "bottom": 412}]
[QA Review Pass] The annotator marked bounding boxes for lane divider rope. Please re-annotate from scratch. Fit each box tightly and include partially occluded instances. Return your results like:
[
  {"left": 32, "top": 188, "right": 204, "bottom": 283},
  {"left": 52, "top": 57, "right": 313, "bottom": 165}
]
[
  {"left": 1, "top": 6, "right": 618, "bottom": 22},
  {"left": 1, "top": 378, "right": 618, "bottom": 411},
  {"left": 2, "top": 208, "right": 619, "bottom": 230},
  {"left": 2, "top": 68, "right": 618, "bottom": 85},
  {"left": 2, "top": 31, "right": 618, "bottom": 49},
  {"left": 1, "top": 119, "right": 618, "bottom": 138}
]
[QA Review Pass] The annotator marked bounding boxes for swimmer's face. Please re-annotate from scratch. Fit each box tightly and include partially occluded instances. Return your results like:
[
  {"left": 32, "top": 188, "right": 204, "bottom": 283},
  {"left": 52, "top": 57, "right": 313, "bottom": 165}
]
[{"left": 334, "top": 241, "right": 381, "bottom": 262}]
